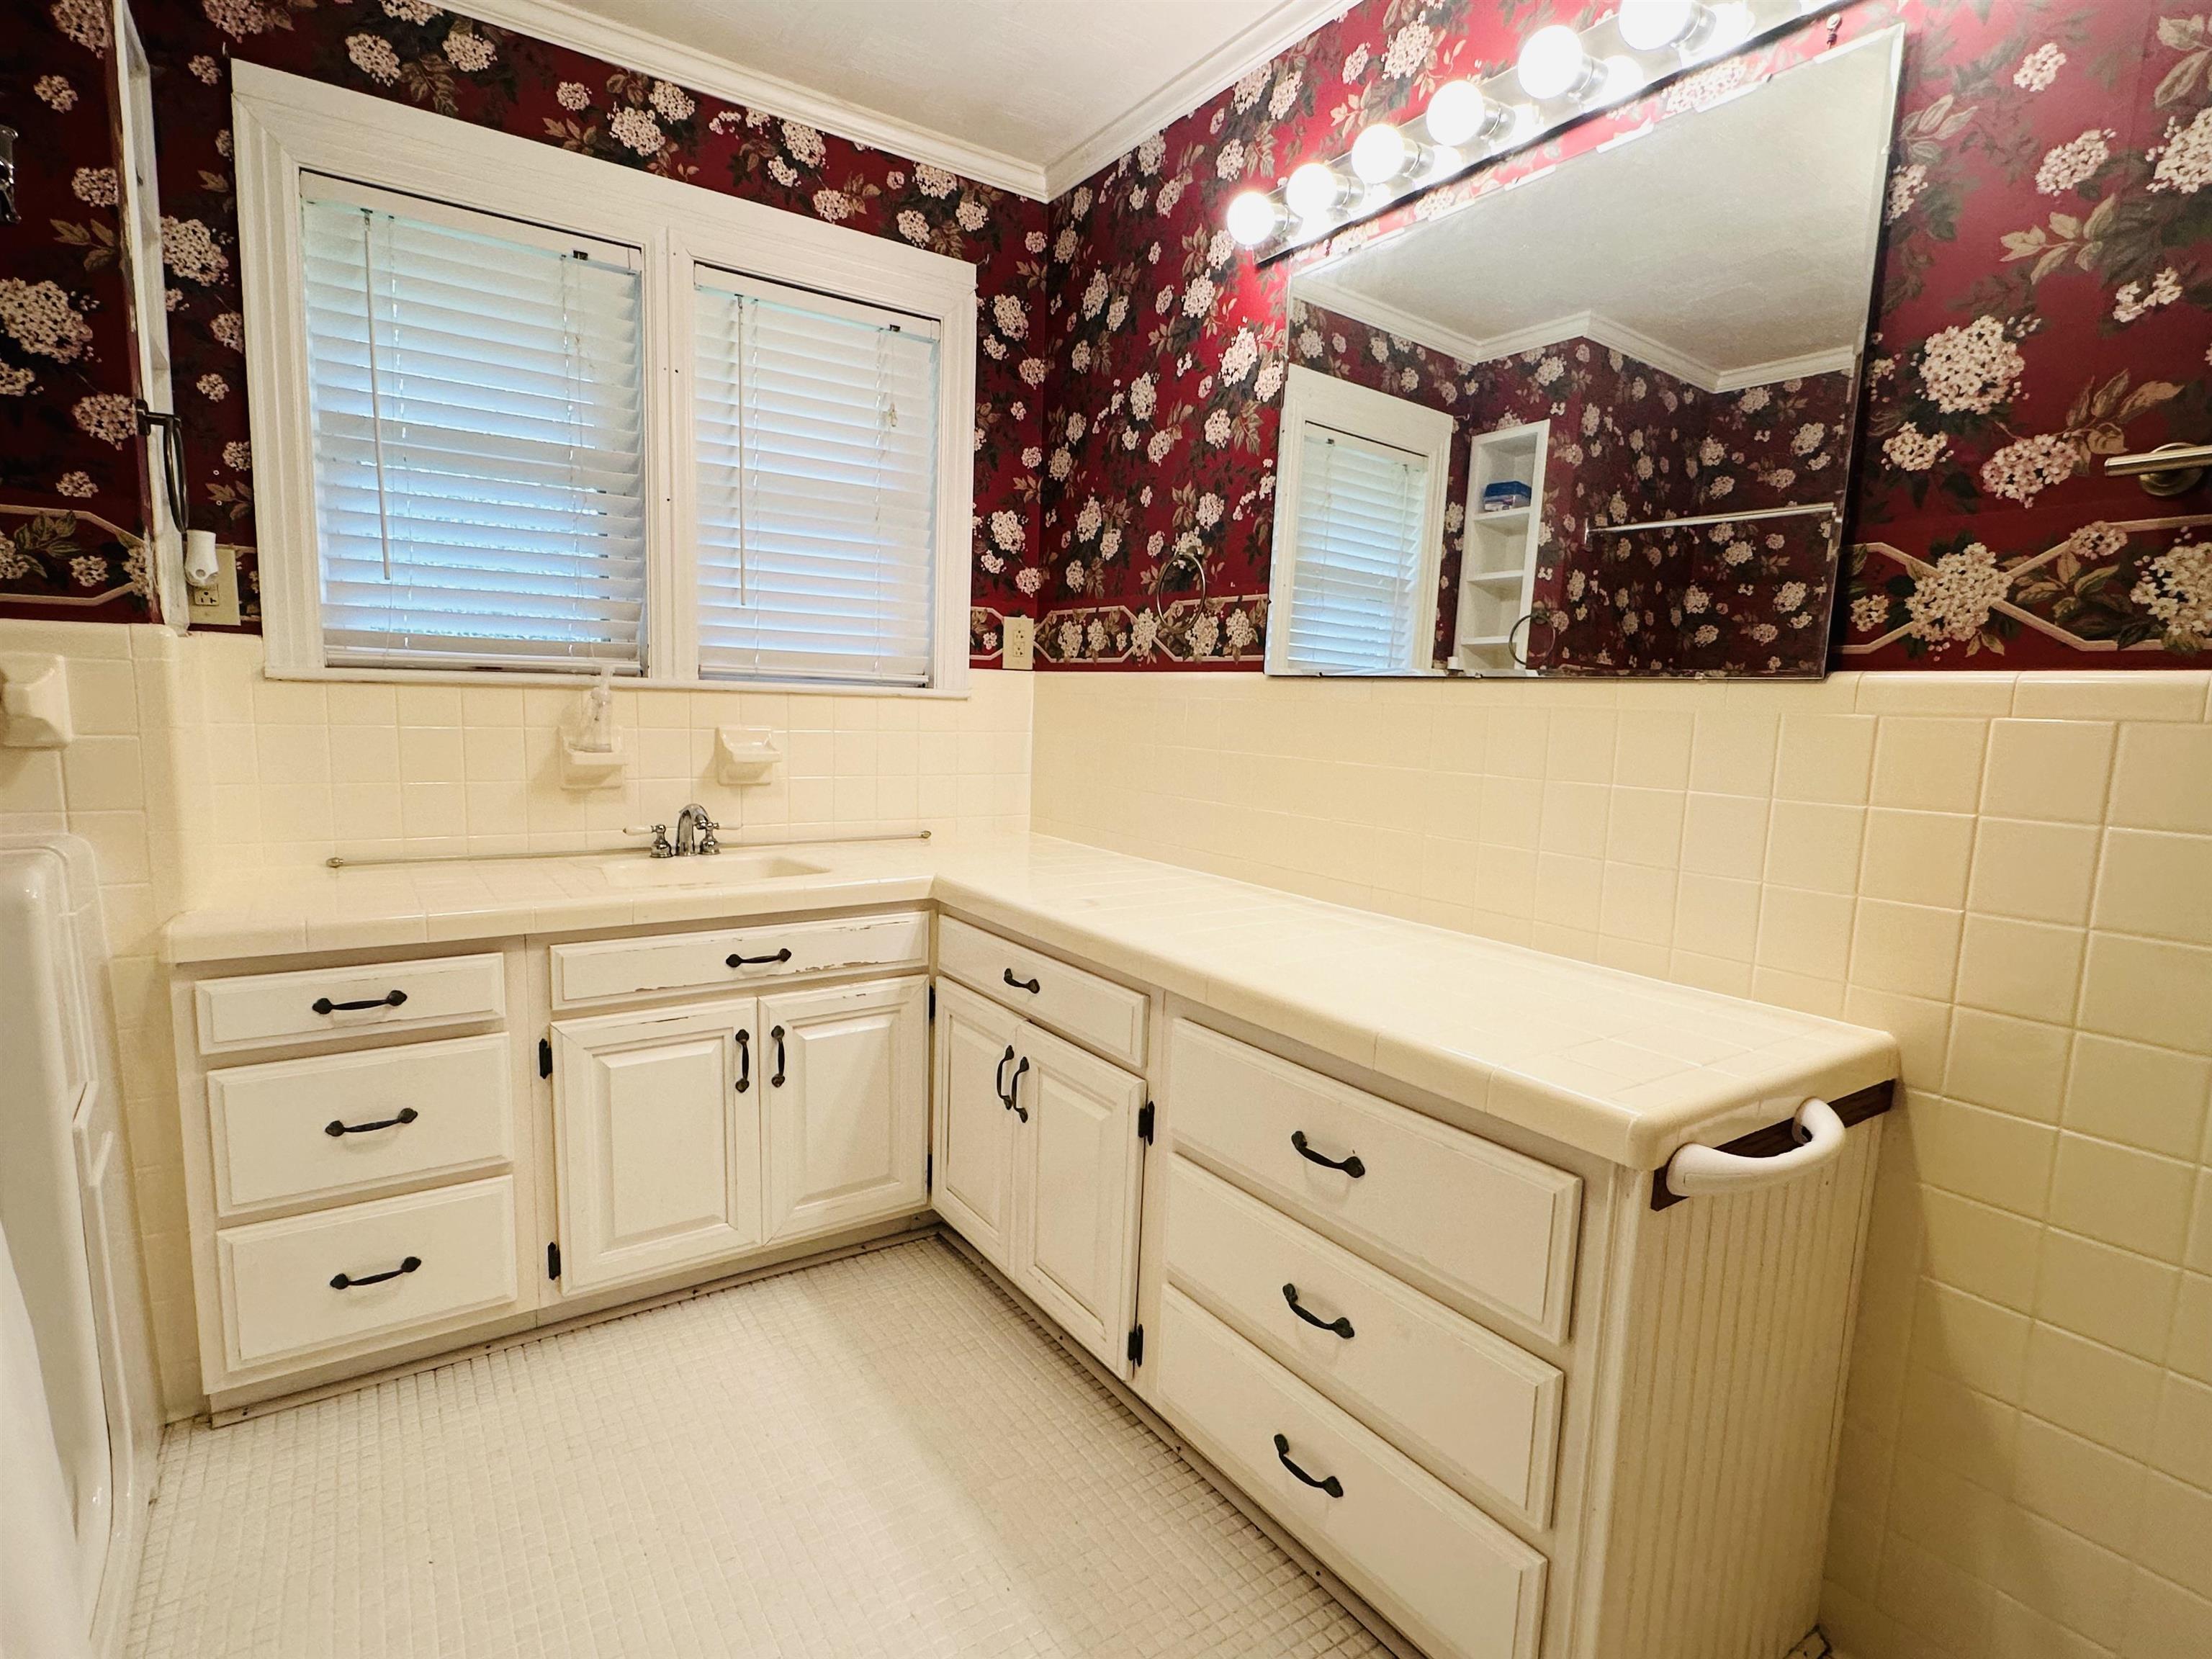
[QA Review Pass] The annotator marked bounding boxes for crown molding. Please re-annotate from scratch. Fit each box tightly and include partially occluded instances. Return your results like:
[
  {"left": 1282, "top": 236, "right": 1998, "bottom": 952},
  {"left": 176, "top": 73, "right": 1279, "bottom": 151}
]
[
  {"left": 456, "top": 0, "right": 1050, "bottom": 198},
  {"left": 1292, "top": 280, "right": 1854, "bottom": 397},
  {"left": 1038, "top": 0, "right": 1357, "bottom": 197}
]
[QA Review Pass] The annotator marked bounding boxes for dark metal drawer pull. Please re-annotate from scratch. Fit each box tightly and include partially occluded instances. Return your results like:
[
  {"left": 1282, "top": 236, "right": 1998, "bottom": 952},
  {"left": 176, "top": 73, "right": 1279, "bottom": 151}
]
[
  {"left": 1002, "top": 968, "right": 1040, "bottom": 994},
  {"left": 311, "top": 989, "right": 408, "bottom": 1015},
  {"left": 330, "top": 1255, "right": 421, "bottom": 1290},
  {"left": 324, "top": 1107, "right": 419, "bottom": 1138},
  {"left": 1282, "top": 1283, "right": 1354, "bottom": 1339},
  {"left": 727, "top": 947, "right": 794, "bottom": 968},
  {"left": 770, "top": 1025, "right": 786, "bottom": 1088},
  {"left": 1272, "top": 1434, "right": 1344, "bottom": 1497},
  {"left": 734, "top": 1029, "right": 750, "bottom": 1093},
  {"left": 1290, "top": 1130, "right": 1365, "bottom": 1178}
]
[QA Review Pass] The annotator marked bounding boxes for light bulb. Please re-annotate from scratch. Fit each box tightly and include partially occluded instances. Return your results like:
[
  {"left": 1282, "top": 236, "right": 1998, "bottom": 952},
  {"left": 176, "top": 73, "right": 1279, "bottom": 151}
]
[
  {"left": 1424, "top": 78, "right": 1507, "bottom": 148},
  {"left": 1349, "top": 122, "right": 1416, "bottom": 184},
  {"left": 1285, "top": 161, "right": 1348, "bottom": 222},
  {"left": 1224, "top": 189, "right": 1280, "bottom": 247},
  {"left": 1617, "top": 1, "right": 1707, "bottom": 52},
  {"left": 1518, "top": 24, "right": 1599, "bottom": 102},
  {"left": 1708, "top": 2, "right": 1756, "bottom": 48}
]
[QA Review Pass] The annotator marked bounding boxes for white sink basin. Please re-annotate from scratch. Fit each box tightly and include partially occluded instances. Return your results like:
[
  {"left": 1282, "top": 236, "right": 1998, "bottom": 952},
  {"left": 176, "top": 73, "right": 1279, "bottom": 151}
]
[{"left": 598, "top": 853, "right": 825, "bottom": 889}]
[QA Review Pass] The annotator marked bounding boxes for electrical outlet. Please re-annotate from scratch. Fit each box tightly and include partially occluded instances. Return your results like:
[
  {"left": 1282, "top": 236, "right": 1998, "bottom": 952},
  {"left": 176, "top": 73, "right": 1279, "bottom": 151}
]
[
  {"left": 1001, "top": 614, "right": 1035, "bottom": 670},
  {"left": 185, "top": 541, "right": 242, "bottom": 628}
]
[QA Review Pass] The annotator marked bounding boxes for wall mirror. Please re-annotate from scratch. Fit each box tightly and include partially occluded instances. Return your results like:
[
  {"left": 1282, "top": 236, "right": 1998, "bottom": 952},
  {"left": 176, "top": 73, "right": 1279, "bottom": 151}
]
[{"left": 1266, "top": 26, "right": 1903, "bottom": 679}]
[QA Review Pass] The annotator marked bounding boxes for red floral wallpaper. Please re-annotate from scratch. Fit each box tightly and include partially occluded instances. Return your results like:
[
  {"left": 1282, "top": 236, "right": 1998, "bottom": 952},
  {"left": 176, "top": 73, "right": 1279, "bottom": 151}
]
[
  {"left": 6, "top": 1, "right": 2206, "bottom": 670},
  {"left": 1, "top": 0, "right": 1048, "bottom": 654},
  {"left": 1034, "top": 0, "right": 2212, "bottom": 670}
]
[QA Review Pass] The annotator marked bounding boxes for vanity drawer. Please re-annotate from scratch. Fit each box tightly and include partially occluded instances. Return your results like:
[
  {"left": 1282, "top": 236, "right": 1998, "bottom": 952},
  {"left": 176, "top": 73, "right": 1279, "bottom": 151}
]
[
  {"left": 215, "top": 1176, "right": 518, "bottom": 1371},
  {"left": 1164, "top": 1156, "right": 1563, "bottom": 1527},
  {"left": 195, "top": 952, "right": 505, "bottom": 1054},
  {"left": 207, "top": 1034, "right": 513, "bottom": 1215},
  {"left": 1167, "top": 1020, "right": 1581, "bottom": 1343},
  {"left": 551, "top": 911, "right": 927, "bottom": 1006},
  {"left": 1157, "top": 1287, "right": 1546, "bottom": 1659},
  {"left": 938, "top": 915, "right": 1148, "bottom": 1069}
]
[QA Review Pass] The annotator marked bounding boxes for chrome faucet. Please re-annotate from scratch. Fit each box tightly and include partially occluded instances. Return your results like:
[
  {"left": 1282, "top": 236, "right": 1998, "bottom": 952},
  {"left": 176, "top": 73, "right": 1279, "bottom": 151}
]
[{"left": 673, "top": 803, "right": 721, "bottom": 857}]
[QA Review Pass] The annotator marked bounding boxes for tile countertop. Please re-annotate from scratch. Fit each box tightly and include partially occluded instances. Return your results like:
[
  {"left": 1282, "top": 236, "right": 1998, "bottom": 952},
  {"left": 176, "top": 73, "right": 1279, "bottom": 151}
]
[{"left": 164, "top": 834, "right": 1897, "bottom": 1172}]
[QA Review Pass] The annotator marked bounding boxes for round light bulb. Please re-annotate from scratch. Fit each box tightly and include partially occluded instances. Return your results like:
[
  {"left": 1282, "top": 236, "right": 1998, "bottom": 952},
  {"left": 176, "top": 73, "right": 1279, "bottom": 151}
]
[
  {"left": 1224, "top": 189, "right": 1279, "bottom": 247},
  {"left": 1349, "top": 122, "right": 1413, "bottom": 184},
  {"left": 1285, "top": 161, "right": 1347, "bottom": 222},
  {"left": 1424, "top": 78, "right": 1500, "bottom": 148},
  {"left": 1617, "top": 1, "right": 1705, "bottom": 52},
  {"left": 1518, "top": 24, "right": 1596, "bottom": 102}
]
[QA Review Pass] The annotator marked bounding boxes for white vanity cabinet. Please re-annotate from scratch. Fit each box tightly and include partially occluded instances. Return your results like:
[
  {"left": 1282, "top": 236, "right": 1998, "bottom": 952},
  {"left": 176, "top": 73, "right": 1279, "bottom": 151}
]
[{"left": 931, "top": 939, "right": 1150, "bottom": 1377}]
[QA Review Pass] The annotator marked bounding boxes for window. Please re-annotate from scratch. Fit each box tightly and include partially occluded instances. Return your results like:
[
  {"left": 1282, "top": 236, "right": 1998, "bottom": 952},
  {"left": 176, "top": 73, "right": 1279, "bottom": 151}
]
[
  {"left": 301, "top": 184, "right": 648, "bottom": 672},
  {"left": 1267, "top": 366, "right": 1455, "bottom": 677},
  {"left": 693, "top": 272, "right": 939, "bottom": 685},
  {"left": 235, "top": 63, "right": 975, "bottom": 692}
]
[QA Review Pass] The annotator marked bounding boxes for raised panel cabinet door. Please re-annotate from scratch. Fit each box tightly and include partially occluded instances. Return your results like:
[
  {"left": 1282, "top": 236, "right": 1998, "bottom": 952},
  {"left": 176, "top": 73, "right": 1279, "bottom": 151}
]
[
  {"left": 760, "top": 976, "right": 929, "bottom": 1244},
  {"left": 550, "top": 999, "right": 762, "bottom": 1293},
  {"left": 1011, "top": 1020, "right": 1146, "bottom": 1375},
  {"left": 930, "top": 979, "right": 1026, "bottom": 1272}
]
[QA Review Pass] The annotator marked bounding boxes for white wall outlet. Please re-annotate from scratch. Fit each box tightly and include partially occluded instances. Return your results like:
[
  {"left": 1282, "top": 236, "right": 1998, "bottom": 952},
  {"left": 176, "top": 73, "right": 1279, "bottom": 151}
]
[
  {"left": 1002, "top": 614, "right": 1035, "bottom": 671},
  {"left": 185, "top": 541, "right": 243, "bottom": 628}
]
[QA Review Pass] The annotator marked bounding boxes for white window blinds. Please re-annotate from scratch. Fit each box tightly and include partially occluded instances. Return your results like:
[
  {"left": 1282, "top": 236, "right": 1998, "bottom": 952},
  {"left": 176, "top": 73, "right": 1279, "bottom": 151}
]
[
  {"left": 300, "top": 184, "right": 648, "bottom": 672},
  {"left": 1280, "top": 423, "right": 1431, "bottom": 675},
  {"left": 693, "top": 269, "right": 940, "bottom": 686}
]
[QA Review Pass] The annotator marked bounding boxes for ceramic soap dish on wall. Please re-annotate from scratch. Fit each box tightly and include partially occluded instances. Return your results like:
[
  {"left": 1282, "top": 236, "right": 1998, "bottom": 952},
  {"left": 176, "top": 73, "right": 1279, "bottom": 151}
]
[{"left": 714, "top": 728, "right": 780, "bottom": 786}]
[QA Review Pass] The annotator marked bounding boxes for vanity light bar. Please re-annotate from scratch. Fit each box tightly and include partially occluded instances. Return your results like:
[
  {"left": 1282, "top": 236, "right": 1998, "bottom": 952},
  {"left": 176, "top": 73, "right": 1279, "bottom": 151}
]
[{"left": 1226, "top": 0, "right": 1842, "bottom": 258}]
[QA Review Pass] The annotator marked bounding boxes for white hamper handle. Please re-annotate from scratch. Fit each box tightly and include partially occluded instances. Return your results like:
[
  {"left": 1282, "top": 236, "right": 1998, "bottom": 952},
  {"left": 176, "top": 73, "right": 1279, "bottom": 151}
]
[{"left": 1664, "top": 1098, "right": 1847, "bottom": 1200}]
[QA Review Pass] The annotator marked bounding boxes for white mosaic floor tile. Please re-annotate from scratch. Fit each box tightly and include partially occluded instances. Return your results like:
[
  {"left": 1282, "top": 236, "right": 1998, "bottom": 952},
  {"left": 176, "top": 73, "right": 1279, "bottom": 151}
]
[{"left": 127, "top": 1238, "right": 1388, "bottom": 1658}]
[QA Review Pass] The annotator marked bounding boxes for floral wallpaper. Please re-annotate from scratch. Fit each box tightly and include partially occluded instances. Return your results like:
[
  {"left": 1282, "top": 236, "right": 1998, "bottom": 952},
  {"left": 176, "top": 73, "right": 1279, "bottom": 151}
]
[
  {"left": 2, "top": 0, "right": 1050, "bottom": 655},
  {"left": 1035, "top": 0, "right": 2212, "bottom": 670},
  {"left": 6, "top": 0, "right": 2206, "bottom": 669}
]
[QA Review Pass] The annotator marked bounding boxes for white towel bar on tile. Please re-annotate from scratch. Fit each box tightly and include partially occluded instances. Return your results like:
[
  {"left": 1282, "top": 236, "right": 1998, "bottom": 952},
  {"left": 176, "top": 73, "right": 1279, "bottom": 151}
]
[{"left": 1663, "top": 1098, "right": 1846, "bottom": 1200}]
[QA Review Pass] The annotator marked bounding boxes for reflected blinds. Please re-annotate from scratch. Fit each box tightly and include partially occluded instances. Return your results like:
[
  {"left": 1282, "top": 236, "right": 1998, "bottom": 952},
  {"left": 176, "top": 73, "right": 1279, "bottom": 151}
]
[
  {"left": 1282, "top": 423, "right": 1429, "bottom": 674},
  {"left": 300, "top": 189, "right": 648, "bottom": 671},
  {"left": 692, "top": 270, "right": 940, "bottom": 686}
]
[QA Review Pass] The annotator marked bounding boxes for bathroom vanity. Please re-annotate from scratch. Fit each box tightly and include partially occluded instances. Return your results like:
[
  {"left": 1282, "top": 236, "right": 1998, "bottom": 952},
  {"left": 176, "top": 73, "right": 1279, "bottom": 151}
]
[{"left": 164, "top": 835, "right": 1894, "bottom": 1659}]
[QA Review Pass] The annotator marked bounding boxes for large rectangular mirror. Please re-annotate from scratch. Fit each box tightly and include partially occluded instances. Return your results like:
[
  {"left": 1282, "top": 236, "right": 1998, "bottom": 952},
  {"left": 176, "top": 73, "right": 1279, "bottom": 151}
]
[{"left": 1267, "top": 26, "right": 1903, "bottom": 678}]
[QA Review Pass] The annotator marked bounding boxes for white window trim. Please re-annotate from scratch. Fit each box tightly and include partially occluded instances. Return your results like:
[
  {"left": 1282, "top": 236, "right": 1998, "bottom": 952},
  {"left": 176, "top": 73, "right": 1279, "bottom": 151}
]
[
  {"left": 232, "top": 60, "right": 977, "bottom": 696},
  {"left": 1265, "top": 364, "right": 1456, "bottom": 677}
]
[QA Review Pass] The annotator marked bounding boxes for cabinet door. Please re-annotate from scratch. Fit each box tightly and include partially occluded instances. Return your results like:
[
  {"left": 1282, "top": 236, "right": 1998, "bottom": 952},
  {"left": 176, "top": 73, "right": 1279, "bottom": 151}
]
[
  {"left": 931, "top": 979, "right": 1025, "bottom": 1272},
  {"left": 551, "top": 999, "right": 761, "bottom": 1293},
  {"left": 760, "top": 976, "right": 928, "bottom": 1244},
  {"left": 1011, "top": 1020, "right": 1146, "bottom": 1374}
]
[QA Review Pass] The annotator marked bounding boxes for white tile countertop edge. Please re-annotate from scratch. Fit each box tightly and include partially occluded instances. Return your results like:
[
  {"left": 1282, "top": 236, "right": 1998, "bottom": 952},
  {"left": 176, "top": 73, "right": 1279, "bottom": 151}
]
[{"left": 163, "top": 834, "right": 1897, "bottom": 1170}]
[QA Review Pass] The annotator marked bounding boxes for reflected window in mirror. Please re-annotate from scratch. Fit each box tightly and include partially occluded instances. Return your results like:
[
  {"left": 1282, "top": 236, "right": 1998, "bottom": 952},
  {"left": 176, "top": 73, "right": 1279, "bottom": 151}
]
[
  {"left": 1267, "top": 24, "right": 1902, "bottom": 680},
  {"left": 1267, "top": 366, "right": 1455, "bottom": 675}
]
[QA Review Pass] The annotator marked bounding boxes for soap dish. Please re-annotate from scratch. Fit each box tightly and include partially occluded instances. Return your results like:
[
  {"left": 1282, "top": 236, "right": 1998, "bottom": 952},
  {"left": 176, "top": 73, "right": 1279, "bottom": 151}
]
[
  {"left": 714, "top": 727, "right": 780, "bottom": 786},
  {"left": 559, "top": 731, "right": 626, "bottom": 791}
]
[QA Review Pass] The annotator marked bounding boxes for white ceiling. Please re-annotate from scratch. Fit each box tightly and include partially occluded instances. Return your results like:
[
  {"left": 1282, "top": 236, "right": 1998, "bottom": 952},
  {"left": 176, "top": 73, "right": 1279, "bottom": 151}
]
[
  {"left": 1294, "top": 37, "right": 1896, "bottom": 392},
  {"left": 463, "top": 0, "right": 1352, "bottom": 197}
]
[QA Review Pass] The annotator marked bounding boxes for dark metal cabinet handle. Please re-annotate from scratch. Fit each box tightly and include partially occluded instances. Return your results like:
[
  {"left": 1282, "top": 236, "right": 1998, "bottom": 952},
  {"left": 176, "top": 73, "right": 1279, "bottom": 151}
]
[
  {"left": 770, "top": 1025, "right": 786, "bottom": 1088},
  {"left": 994, "top": 1044, "right": 1015, "bottom": 1100},
  {"left": 330, "top": 1255, "right": 421, "bottom": 1290},
  {"left": 1290, "top": 1130, "right": 1365, "bottom": 1178},
  {"left": 999, "top": 1053, "right": 1030, "bottom": 1121},
  {"left": 1282, "top": 1283, "right": 1354, "bottom": 1339},
  {"left": 727, "top": 948, "right": 793, "bottom": 968},
  {"left": 324, "top": 1107, "right": 419, "bottom": 1138},
  {"left": 311, "top": 989, "right": 408, "bottom": 1015},
  {"left": 1002, "top": 968, "right": 1041, "bottom": 994},
  {"left": 1272, "top": 1434, "right": 1344, "bottom": 1498},
  {"left": 734, "top": 1029, "right": 750, "bottom": 1093}
]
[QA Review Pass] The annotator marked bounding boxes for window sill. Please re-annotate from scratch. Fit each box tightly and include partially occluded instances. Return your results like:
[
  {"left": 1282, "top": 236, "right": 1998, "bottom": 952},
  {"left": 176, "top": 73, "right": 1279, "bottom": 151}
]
[{"left": 254, "top": 663, "right": 979, "bottom": 698}]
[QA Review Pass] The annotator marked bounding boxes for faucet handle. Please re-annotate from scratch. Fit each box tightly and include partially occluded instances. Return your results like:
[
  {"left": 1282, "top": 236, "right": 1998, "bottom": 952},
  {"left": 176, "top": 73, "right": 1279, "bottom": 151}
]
[
  {"left": 696, "top": 819, "right": 721, "bottom": 855},
  {"left": 624, "top": 823, "right": 675, "bottom": 858}
]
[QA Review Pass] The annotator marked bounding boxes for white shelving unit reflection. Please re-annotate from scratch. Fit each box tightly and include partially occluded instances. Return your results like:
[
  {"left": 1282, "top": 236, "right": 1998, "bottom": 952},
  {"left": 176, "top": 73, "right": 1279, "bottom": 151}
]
[{"left": 1454, "top": 419, "right": 1548, "bottom": 677}]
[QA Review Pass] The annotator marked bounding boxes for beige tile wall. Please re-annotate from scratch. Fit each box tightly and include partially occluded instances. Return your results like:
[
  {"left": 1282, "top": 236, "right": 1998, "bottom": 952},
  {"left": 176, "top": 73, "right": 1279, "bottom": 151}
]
[
  {"left": 0, "top": 619, "right": 204, "bottom": 1418},
  {"left": 1031, "top": 667, "right": 2212, "bottom": 1659},
  {"left": 185, "top": 632, "right": 1032, "bottom": 885}
]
